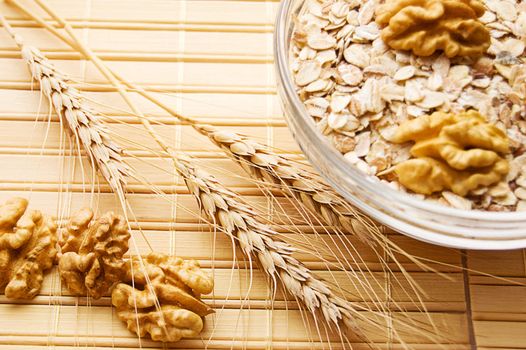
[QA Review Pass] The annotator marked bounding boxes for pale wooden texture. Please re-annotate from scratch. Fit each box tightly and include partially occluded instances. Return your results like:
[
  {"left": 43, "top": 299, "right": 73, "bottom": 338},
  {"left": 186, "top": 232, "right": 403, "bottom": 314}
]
[{"left": 0, "top": 0, "right": 524, "bottom": 349}]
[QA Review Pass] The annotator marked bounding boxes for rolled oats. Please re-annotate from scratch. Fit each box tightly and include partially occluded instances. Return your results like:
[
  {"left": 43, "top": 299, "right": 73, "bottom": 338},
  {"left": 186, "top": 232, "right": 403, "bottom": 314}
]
[
  {"left": 502, "top": 38, "right": 526, "bottom": 57},
  {"left": 308, "top": 32, "right": 337, "bottom": 50},
  {"left": 305, "top": 97, "right": 329, "bottom": 117},
  {"left": 354, "top": 23, "right": 380, "bottom": 41},
  {"left": 331, "top": 133, "right": 356, "bottom": 153},
  {"left": 394, "top": 65, "right": 417, "bottom": 81},
  {"left": 291, "top": 0, "right": 526, "bottom": 211},
  {"left": 480, "top": 10, "right": 497, "bottom": 23},
  {"left": 516, "top": 174, "right": 526, "bottom": 187},
  {"left": 493, "top": 190, "right": 518, "bottom": 205},
  {"left": 416, "top": 91, "right": 446, "bottom": 109},
  {"left": 380, "top": 83, "right": 405, "bottom": 102},
  {"left": 354, "top": 131, "right": 371, "bottom": 157},
  {"left": 328, "top": 112, "right": 349, "bottom": 130},
  {"left": 331, "top": 1, "right": 350, "bottom": 18},
  {"left": 330, "top": 93, "right": 351, "bottom": 112},
  {"left": 316, "top": 49, "right": 337, "bottom": 65},
  {"left": 343, "top": 45, "right": 370, "bottom": 68},
  {"left": 495, "top": 0, "right": 518, "bottom": 21},
  {"left": 358, "top": 0, "right": 376, "bottom": 25},
  {"left": 296, "top": 60, "right": 322, "bottom": 86},
  {"left": 337, "top": 63, "right": 363, "bottom": 86},
  {"left": 407, "top": 105, "right": 426, "bottom": 117},
  {"left": 427, "top": 71, "right": 444, "bottom": 90},
  {"left": 514, "top": 187, "right": 526, "bottom": 200},
  {"left": 442, "top": 191, "right": 473, "bottom": 210}
]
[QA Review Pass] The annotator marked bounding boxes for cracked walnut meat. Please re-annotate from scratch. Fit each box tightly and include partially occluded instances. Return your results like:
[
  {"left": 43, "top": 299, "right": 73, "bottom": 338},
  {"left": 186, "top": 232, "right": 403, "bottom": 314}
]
[
  {"left": 376, "top": 0, "right": 490, "bottom": 57},
  {"left": 59, "top": 208, "right": 130, "bottom": 299},
  {"left": 112, "top": 253, "right": 214, "bottom": 342},
  {"left": 392, "top": 110, "right": 510, "bottom": 195},
  {"left": 0, "top": 197, "right": 57, "bottom": 299}
]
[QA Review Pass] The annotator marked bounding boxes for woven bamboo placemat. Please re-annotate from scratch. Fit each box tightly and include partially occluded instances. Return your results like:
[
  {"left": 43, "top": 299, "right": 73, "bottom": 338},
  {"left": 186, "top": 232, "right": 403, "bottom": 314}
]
[{"left": 0, "top": 0, "right": 524, "bottom": 349}]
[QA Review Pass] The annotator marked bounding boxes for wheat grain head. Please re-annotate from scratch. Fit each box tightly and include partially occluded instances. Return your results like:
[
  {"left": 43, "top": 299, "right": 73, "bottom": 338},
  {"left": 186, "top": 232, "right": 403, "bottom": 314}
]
[
  {"left": 172, "top": 153, "right": 373, "bottom": 339},
  {"left": 0, "top": 16, "right": 131, "bottom": 201}
]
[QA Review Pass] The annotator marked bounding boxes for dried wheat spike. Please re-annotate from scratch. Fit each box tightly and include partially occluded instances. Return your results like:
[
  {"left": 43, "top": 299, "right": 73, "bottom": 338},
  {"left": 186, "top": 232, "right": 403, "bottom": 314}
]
[
  {"left": 112, "top": 253, "right": 214, "bottom": 342},
  {"left": 0, "top": 197, "right": 57, "bottom": 299},
  {"left": 194, "top": 124, "right": 366, "bottom": 237},
  {"left": 27, "top": 46, "right": 131, "bottom": 196},
  {"left": 1, "top": 20, "right": 131, "bottom": 198},
  {"left": 175, "top": 154, "right": 364, "bottom": 335},
  {"left": 59, "top": 208, "right": 130, "bottom": 298}
]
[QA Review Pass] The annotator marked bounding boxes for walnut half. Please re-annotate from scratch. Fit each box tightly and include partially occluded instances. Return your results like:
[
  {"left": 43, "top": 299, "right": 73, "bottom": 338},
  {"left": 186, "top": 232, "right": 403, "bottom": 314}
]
[
  {"left": 0, "top": 197, "right": 57, "bottom": 299},
  {"left": 112, "top": 253, "right": 214, "bottom": 342},
  {"left": 392, "top": 110, "right": 510, "bottom": 196},
  {"left": 376, "top": 0, "right": 490, "bottom": 57},
  {"left": 59, "top": 208, "right": 130, "bottom": 298}
]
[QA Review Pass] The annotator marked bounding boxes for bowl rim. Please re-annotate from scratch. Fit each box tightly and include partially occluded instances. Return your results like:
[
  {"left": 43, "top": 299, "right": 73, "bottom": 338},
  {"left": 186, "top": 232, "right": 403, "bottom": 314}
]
[{"left": 273, "top": 0, "right": 526, "bottom": 223}]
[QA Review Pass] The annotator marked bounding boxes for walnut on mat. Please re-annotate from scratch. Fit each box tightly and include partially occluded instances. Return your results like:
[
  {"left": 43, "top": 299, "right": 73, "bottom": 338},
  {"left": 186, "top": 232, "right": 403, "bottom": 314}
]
[
  {"left": 376, "top": 0, "right": 490, "bottom": 57},
  {"left": 112, "top": 253, "right": 214, "bottom": 342},
  {"left": 0, "top": 197, "right": 57, "bottom": 299},
  {"left": 59, "top": 208, "right": 130, "bottom": 299}
]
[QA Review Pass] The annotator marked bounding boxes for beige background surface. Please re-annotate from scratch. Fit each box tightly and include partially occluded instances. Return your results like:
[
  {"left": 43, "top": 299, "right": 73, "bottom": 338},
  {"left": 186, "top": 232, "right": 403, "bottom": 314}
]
[{"left": 0, "top": 0, "right": 525, "bottom": 349}]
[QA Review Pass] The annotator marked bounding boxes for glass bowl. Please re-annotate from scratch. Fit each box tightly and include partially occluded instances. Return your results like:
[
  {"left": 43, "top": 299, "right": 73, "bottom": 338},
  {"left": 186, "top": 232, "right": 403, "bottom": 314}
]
[{"left": 274, "top": 0, "right": 526, "bottom": 250}]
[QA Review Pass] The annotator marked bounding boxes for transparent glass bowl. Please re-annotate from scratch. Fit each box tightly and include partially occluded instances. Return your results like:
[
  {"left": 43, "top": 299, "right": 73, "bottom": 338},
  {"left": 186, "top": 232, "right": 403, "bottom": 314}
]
[{"left": 274, "top": 0, "right": 526, "bottom": 250}]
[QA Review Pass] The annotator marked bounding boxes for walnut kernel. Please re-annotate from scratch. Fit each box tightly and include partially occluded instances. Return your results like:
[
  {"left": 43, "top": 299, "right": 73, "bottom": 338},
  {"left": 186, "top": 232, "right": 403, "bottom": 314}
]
[
  {"left": 376, "top": 0, "right": 491, "bottom": 57},
  {"left": 0, "top": 197, "right": 57, "bottom": 299},
  {"left": 59, "top": 208, "right": 130, "bottom": 298},
  {"left": 392, "top": 110, "right": 510, "bottom": 195},
  {"left": 112, "top": 253, "right": 214, "bottom": 342}
]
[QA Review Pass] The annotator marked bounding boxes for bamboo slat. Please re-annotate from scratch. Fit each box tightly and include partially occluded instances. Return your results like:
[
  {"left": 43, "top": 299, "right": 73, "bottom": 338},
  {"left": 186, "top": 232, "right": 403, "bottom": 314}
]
[{"left": 0, "top": 0, "right": 524, "bottom": 349}]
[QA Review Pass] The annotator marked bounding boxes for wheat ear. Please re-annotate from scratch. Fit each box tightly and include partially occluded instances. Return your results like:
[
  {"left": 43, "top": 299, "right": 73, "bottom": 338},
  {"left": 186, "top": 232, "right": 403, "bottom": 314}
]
[
  {"left": 174, "top": 153, "right": 371, "bottom": 337},
  {"left": 1, "top": 15, "right": 226, "bottom": 343},
  {"left": 0, "top": 16, "right": 130, "bottom": 202}
]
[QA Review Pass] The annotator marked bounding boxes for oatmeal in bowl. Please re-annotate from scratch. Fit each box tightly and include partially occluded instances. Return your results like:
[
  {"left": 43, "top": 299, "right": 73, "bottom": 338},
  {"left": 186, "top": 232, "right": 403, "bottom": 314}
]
[
  {"left": 290, "top": 0, "right": 526, "bottom": 211},
  {"left": 275, "top": 0, "right": 526, "bottom": 248}
]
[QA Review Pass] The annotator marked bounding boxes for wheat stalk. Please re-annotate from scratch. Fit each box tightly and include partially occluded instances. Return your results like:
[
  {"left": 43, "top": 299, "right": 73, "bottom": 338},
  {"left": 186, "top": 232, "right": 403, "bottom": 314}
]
[
  {"left": 172, "top": 153, "right": 372, "bottom": 338},
  {"left": 191, "top": 124, "right": 434, "bottom": 269},
  {"left": 80, "top": 71, "right": 436, "bottom": 293},
  {"left": 0, "top": 16, "right": 130, "bottom": 202},
  {"left": 102, "top": 79, "right": 374, "bottom": 239}
]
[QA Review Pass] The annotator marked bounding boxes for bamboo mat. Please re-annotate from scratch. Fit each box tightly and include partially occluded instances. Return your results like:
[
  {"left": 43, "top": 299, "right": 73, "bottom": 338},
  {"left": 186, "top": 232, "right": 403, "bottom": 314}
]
[{"left": 0, "top": 0, "right": 525, "bottom": 349}]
